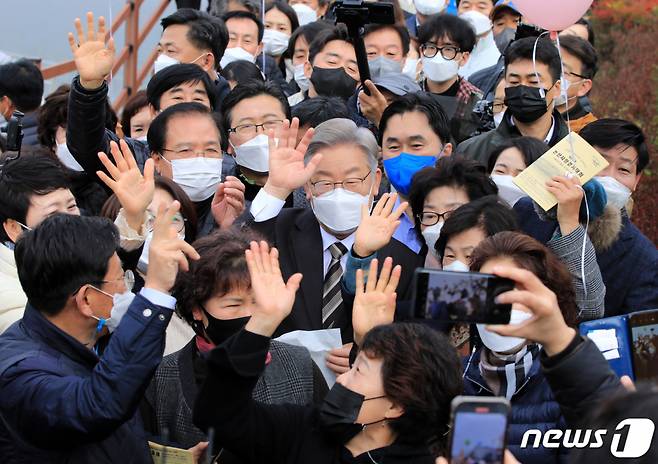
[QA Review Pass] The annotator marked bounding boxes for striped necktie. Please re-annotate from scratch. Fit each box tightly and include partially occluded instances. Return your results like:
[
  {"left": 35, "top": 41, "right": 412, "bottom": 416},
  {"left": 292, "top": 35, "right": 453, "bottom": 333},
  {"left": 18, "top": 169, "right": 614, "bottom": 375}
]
[{"left": 322, "top": 242, "right": 348, "bottom": 329}]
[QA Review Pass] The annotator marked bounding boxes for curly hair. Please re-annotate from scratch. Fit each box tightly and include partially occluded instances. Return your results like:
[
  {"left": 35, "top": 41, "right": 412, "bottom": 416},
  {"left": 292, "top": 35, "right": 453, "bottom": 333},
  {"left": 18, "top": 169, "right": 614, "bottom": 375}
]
[
  {"left": 172, "top": 227, "right": 265, "bottom": 325},
  {"left": 360, "top": 323, "right": 463, "bottom": 453},
  {"left": 469, "top": 231, "right": 579, "bottom": 327}
]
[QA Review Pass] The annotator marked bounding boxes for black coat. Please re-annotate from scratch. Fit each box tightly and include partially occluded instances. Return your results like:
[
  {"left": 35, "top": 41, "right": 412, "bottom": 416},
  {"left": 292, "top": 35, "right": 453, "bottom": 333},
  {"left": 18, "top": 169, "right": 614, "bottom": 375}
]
[
  {"left": 247, "top": 208, "right": 425, "bottom": 339},
  {"left": 193, "top": 329, "right": 436, "bottom": 464}
]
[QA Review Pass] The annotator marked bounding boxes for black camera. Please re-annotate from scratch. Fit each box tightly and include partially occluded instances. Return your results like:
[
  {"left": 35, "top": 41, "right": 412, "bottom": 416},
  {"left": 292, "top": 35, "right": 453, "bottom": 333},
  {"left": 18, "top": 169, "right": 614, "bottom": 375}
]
[
  {"left": 5, "top": 110, "right": 24, "bottom": 153},
  {"left": 332, "top": 0, "right": 395, "bottom": 92}
]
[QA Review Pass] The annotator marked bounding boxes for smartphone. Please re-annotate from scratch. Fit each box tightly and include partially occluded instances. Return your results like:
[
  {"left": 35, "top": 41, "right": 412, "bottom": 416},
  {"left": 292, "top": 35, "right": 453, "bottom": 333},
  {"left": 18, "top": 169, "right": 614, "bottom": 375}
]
[
  {"left": 412, "top": 268, "right": 515, "bottom": 324},
  {"left": 449, "top": 396, "right": 511, "bottom": 464},
  {"left": 629, "top": 309, "right": 658, "bottom": 384}
]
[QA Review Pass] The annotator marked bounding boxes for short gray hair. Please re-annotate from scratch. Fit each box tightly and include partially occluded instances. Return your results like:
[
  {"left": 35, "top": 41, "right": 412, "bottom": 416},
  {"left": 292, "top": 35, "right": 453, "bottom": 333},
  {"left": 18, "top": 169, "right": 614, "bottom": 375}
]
[{"left": 305, "top": 118, "right": 379, "bottom": 171}]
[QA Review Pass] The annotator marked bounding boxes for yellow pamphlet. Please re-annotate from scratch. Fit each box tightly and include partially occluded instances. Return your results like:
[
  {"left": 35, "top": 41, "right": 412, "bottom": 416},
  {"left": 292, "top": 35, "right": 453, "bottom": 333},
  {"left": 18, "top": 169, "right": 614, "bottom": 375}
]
[
  {"left": 513, "top": 132, "right": 609, "bottom": 211},
  {"left": 149, "top": 441, "right": 195, "bottom": 464}
]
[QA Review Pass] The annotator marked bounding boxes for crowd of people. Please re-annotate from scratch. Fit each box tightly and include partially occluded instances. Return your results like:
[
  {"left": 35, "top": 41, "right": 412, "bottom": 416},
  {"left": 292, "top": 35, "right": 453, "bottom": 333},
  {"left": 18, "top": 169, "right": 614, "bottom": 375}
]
[{"left": 0, "top": 0, "right": 656, "bottom": 462}]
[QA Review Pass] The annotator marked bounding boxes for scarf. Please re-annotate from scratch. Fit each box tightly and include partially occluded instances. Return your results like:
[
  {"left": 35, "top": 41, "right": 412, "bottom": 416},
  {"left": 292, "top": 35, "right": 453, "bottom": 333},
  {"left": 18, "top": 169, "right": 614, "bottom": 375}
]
[{"left": 479, "top": 344, "right": 540, "bottom": 400}]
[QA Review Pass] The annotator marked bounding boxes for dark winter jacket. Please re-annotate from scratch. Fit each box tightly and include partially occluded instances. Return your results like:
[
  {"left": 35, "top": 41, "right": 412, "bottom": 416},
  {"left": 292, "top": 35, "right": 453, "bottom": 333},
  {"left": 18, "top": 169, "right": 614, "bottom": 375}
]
[{"left": 0, "top": 293, "right": 174, "bottom": 463}]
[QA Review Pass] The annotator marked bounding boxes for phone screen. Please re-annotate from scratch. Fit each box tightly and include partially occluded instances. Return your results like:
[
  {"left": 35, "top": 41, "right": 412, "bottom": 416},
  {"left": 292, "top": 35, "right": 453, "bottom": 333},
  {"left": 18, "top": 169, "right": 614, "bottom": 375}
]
[
  {"left": 413, "top": 269, "right": 514, "bottom": 324},
  {"left": 450, "top": 411, "right": 507, "bottom": 464},
  {"left": 630, "top": 311, "right": 658, "bottom": 383}
]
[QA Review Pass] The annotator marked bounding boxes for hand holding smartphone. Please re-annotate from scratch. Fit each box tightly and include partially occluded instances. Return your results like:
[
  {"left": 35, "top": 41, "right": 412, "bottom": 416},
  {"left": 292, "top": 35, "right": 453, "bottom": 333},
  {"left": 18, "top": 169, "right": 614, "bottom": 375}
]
[
  {"left": 412, "top": 268, "right": 515, "bottom": 324},
  {"left": 449, "top": 396, "right": 511, "bottom": 464}
]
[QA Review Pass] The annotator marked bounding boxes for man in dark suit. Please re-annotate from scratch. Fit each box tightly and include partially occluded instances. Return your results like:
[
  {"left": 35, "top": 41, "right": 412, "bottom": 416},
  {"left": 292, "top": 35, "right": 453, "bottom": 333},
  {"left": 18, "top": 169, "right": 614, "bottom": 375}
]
[
  {"left": 245, "top": 117, "right": 425, "bottom": 371},
  {"left": 515, "top": 118, "right": 658, "bottom": 316}
]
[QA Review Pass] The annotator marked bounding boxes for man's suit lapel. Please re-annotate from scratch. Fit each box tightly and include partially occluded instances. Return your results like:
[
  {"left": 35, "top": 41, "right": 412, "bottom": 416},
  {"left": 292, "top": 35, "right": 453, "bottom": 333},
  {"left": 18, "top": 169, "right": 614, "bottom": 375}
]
[{"left": 290, "top": 210, "right": 325, "bottom": 329}]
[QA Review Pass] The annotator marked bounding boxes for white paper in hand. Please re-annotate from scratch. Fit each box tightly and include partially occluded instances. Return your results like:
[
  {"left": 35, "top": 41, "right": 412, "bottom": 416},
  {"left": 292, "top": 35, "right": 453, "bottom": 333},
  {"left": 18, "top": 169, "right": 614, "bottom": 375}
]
[{"left": 275, "top": 329, "right": 343, "bottom": 387}]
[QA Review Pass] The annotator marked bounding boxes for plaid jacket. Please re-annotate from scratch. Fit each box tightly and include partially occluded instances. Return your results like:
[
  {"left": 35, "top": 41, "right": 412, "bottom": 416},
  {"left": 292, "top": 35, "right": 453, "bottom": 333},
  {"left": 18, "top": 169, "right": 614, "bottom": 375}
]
[
  {"left": 144, "top": 338, "right": 318, "bottom": 450},
  {"left": 421, "top": 76, "right": 483, "bottom": 109}
]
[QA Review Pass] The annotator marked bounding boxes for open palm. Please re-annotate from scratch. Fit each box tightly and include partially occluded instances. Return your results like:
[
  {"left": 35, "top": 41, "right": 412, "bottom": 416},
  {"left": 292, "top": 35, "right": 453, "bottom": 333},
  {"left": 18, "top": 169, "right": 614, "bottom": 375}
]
[
  {"left": 246, "top": 241, "right": 302, "bottom": 320},
  {"left": 266, "top": 118, "right": 322, "bottom": 194},
  {"left": 68, "top": 12, "right": 115, "bottom": 85},
  {"left": 97, "top": 140, "right": 154, "bottom": 219},
  {"left": 354, "top": 193, "right": 408, "bottom": 257},
  {"left": 352, "top": 257, "right": 400, "bottom": 345}
]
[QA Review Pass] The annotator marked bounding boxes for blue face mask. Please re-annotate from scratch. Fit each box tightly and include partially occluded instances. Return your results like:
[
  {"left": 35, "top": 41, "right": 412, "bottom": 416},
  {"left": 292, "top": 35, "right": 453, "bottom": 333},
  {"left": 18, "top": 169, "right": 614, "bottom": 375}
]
[{"left": 382, "top": 152, "right": 438, "bottom": 196}]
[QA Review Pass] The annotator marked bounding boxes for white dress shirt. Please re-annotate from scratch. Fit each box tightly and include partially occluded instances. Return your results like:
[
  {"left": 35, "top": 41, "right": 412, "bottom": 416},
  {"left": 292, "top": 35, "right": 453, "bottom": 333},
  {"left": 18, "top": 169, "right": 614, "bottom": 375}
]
[{"left": 319, "top": 227, "right": 355, "bottom": 277}]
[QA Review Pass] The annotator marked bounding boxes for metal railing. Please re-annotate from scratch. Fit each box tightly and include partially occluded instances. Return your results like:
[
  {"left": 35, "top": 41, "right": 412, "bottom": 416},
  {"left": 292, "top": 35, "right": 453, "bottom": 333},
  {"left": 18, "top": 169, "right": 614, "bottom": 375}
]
[{"left": 40, "top": 0, "right": 171, "bottom": 110}]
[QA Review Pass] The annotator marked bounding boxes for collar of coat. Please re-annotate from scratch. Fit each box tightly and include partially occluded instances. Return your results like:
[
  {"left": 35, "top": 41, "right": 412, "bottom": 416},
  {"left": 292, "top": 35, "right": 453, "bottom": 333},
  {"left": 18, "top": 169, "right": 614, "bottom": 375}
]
[{"left": 533, "top": 202, "right": 623, "bottom": 252}]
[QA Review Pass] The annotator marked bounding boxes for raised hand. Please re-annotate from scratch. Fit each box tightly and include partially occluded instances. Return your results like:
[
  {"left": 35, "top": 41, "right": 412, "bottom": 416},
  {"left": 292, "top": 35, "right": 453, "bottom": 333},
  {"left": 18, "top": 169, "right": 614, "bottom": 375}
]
[
  {"left": 97, "top": 139, "right": 155, "bottom": 232},
  {"left": 244, "top": 241, "right": 303, "bottom": 337},
  {"left": 68, "top": 12, "right": 115, "bottom": 90},
  {"left": 546, "top": 175, "right": 583, "bottom": 235},
  {"left": 485, "top": 265, "right": 576, "bottom": 356},
  {"left": 211, "top": 176, "right": 246, "bottom": 229},
  {"left": 353, "top": 193, "right": 407, "bottom": 257},
  {"left": 263, "top": 118, "right": 322, "bottom": 200},
  {"left": 144, "top": 201, "right": 200, "bottom": 294},
  {"left": 352, "top": 257, "right": 400, "bottom": 346},
  {"left": 358, "top": 80, "right": 389, "bottom": 126}
]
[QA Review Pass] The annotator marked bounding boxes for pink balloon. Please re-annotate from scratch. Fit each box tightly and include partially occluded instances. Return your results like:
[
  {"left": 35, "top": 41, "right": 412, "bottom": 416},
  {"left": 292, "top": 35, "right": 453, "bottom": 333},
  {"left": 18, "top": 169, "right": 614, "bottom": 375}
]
[{"left": 513, "top": 0, "right": 593, "bottom": 31}]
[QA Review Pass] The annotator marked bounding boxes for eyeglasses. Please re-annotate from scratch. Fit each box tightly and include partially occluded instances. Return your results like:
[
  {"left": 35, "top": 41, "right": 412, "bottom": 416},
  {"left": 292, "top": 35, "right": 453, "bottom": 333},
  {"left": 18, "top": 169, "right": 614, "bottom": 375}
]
[
  {"left": 492, "top": 100, "right": 505, "bottom": 113},
  {"left": 420, "top": 43, "right": 461, "bottom": 60},
  {"left": 417, "top": 210, "right": 454, "bottom": 226},
  {"left": 145, "top": 211, "right": 186, "bottom": 233},
  {"left": 563, "top": 70, "right": 588, "bottom": 80},
  {"left": 228, "top": 120, "right": 285, "bottom": 138},
  {"left": 161, "top": 146, "right": 222, "bottom": 159},
  {"left": 310, "top": 171, "right": 372, "bottom": 196},
  {"left": 91, "top": 270, "right": 135, "bottom": 295}
]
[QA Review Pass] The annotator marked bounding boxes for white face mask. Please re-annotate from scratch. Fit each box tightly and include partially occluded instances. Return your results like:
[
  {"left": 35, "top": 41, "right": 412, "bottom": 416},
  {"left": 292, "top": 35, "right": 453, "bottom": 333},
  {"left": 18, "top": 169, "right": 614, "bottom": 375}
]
[
  {"left": 422, "top": 55, "right": 460, "bottom": 83},
  {"left": 56, "top": 142, "right": 85, "bottom": 172},
  {"left": 154, "top": 53, "right": 180, "bottom": 74},
  {"left": 460, "top": 10, "right": 493, "bottom": 36},
  {"left": 422, "top": 221, "right": 444, "bottom": 254},
  {"left": 368, "top": 56, "right": 402, "bottom": 79},
  {"left": 164, "top": 157, "right": 222, "bottom": 202},
  {"left": 493, "top": 111, "right": 505, "bottom": 128},
  {"left": 135, "top": 135, "right": 148, "bottom": 142},
  {"left": 477, "top": 309, "right": 532, "bottom": 354},
  {"left": 232, "top": 133, "right": 270, "bottom": 173},
  {"left": 555, "top": 77, "right": 584, "bottom": 107},
  {"left": 414, "top": 0, "right": 447, "bottom": 16},
  {"left": 220, "top": 47, "right": 256, "bottom": 69},
  {"left": 442, "top": 260, "right": 469, "bottom": 272},
  {"left": 402, "top": 58, "right": 419, "bottom": 81},
  {"left": 263, "top": 29, "right": 290, "bottom": 56},
  {"left": 292, "top": 3, "right": 317, "bottom": 26},
  {"left": 491, "top": 174, "right": 526, "bottom": 207},
  {"left": 294, "top": 63, "right": 311, "bottom": 91},
  {"left": 105, "top": 291, "right": 136, "bottom": 333},
  {"left": 597, "top": 176, "right": 632, "bottom": 210},
  {"left": 311, "top": 187, "right": 371, "bottom": 234}
]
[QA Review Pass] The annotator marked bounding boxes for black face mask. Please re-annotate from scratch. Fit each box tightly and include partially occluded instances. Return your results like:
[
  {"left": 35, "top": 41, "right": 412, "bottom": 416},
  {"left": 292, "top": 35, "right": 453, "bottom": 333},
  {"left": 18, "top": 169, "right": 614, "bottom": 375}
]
[
  {"left": 310, "top": 66, "right": 358, "bottom": 100},
  {"left": 504, "top": 84, "right": 553, "bottom": 124},
  {"left": 201, "top": 307, "right": 250, "bottom": 345},
  {"left": 318, "top": 382, "right": 386, "bottom": 443}
]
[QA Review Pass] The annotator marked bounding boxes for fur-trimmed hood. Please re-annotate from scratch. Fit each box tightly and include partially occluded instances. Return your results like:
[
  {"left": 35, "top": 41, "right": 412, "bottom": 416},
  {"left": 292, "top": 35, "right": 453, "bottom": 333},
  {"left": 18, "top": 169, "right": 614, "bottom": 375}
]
[{"left": 532, "top": 202, "right": 623, "bottom": 253}]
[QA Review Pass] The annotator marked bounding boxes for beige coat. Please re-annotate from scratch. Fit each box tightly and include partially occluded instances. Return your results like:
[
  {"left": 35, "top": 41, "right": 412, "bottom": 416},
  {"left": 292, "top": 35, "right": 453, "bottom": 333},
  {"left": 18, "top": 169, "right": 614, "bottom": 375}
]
[{"left": 0, "top": 244, "right": 27, "bottom": 333}]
